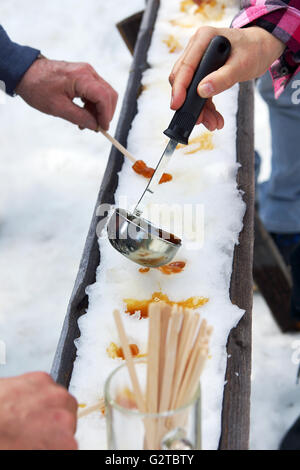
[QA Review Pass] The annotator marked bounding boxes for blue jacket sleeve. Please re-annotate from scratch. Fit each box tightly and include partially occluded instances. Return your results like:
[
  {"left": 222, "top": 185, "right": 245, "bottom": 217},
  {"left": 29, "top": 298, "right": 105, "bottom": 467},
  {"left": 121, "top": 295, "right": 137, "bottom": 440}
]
[{"left": 0, "top": 25, "right": 40, "bottom": 96}]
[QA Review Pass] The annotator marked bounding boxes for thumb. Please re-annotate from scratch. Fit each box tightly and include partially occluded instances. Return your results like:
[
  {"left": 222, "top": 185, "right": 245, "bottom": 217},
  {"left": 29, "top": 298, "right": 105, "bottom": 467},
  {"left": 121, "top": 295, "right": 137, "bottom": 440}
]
[{"left": 197, "top": 63, "right": 236, "bottom": 98}]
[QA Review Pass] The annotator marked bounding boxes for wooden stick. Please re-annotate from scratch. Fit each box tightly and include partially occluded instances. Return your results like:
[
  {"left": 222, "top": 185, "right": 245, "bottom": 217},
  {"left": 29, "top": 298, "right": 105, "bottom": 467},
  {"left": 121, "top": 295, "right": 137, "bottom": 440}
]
[
  {"left": 174, "top": 319, "right": 209, "bottom": 408},
  {"left": 175, "top": 345, "right": 201, "bottom": 409},
  {"left": 169, "top": 312, "right": 199, "bottom": 410},
  {"left": 155, "top": 306, "right": 182, "bottom": 447},
  {"left": 158, "top": 303, "right": 172, "bottom": 404},
  {"left": 159, "top": 309, "right": 182, "bottom": 413},
  {"left": 113, "top": 309, "right": 146, "bottom": 412},
  {"left": 98, "top": 127, "right": 136, "bottom": 163},
  {"left": 146, "top": 303, "right": 161, "bottom": 414},
  {"left": 145, "top": 303, "right": 162, "bottom": 449},
  {"left": 112, "top": 303, "right": 212, "bottom": 449},
  {"left": 77, "top": 400, "right": 104, "bottom": 419},
  {"left": 186, "top": 347, "right": 209, "bottom": 403}
]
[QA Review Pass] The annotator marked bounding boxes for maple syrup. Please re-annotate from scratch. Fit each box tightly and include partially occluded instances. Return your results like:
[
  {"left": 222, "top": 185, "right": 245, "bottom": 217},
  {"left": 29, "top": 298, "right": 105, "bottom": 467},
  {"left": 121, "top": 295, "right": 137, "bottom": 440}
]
[
  {"left": 177, "top": 132, "right": 214, "bottom": 153},
  {"left": 139, "top": 267, "right": 150, "bottom": 274},
  {"left": 132, "top": 160, "right": 172, "bottom": 184},
  {"left": 124, "top": 292, "right": 208, "bottom": 318},
  {"left": 178, "top": 0, "right": 225, "bottom": 21},
  {"left": 138, "top": 261, "right": 186, "bottom": 275},
  {"left": 107, "top": 342, "right": 139, "bottom": 360},
  {"left": 163, "top": 35, "right": 182, "bottom": 53},
  {"left": 116, "top": 387, "right": 137, "bottom": 410},
  {"left": 158, "top": 261, "right": 186, "bottom": 275}
]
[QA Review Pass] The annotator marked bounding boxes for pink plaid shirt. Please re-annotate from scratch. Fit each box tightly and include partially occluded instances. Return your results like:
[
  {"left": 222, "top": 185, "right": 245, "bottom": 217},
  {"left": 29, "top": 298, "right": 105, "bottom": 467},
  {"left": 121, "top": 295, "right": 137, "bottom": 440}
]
[{"left": 232, "top": 1, "right": 300, "bottom": 97}]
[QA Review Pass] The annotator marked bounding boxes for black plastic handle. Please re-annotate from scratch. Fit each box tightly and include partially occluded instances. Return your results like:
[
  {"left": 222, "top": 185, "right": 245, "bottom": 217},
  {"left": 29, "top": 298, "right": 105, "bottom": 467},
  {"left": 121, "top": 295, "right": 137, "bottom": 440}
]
[{"left": 164, "top": 36, "right": 231, "bottom": 145}]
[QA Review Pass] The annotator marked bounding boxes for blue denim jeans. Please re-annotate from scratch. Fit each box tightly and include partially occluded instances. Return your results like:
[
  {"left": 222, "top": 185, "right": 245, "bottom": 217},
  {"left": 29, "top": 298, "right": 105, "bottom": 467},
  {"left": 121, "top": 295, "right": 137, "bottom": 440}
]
[{"left": 257, "top": 72, "right": 300, "bottom": 234}]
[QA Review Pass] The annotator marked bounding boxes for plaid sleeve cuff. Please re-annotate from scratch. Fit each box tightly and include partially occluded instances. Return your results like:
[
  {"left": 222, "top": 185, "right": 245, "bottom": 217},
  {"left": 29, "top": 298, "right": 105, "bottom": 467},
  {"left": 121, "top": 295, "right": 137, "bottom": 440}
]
[
  {"left": 254, "top": 8, "right": 300, "bottom": 97},
  {"left": 232, "top": 4, "right": 300, "bottom": 98}
]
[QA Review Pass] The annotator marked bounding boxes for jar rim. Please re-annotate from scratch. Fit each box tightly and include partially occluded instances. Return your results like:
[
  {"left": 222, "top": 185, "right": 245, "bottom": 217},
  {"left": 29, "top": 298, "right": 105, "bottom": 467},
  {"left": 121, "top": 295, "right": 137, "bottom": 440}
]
[{"left": 104, "top": 359, "right": 201, "bottom": 418}]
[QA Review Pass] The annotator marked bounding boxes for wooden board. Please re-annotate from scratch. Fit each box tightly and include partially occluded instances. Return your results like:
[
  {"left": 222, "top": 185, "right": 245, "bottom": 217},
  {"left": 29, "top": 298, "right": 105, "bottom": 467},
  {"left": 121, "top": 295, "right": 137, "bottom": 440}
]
[
  {"left": 253, "top": 211, "right": 294, "bottom": 332},
  {"left": 51, "top": 0, "right": 254, "bottom": 450},
  {"left": 51, "top": 1, "right": 160, "bottom": 387},
  {"left": 219, "top": 80, "right": 254, "bottom": 450},
  {"left": 117, "top": 11, "right": 144, "bottom": 55}
]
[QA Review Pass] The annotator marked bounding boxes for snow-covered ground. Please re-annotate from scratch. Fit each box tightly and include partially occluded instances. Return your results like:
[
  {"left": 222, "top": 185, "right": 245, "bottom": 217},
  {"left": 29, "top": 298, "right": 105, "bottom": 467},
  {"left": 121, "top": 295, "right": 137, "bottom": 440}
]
[{"left": 0, "top": 0, "right": 299, "bottom": 451}]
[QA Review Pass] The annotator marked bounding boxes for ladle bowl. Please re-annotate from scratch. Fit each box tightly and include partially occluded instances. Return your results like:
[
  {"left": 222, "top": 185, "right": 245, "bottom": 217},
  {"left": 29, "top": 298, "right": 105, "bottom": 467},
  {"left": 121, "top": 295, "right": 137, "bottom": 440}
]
[{"left": 107, "top": 208, "right": 182, "bottom": 268}]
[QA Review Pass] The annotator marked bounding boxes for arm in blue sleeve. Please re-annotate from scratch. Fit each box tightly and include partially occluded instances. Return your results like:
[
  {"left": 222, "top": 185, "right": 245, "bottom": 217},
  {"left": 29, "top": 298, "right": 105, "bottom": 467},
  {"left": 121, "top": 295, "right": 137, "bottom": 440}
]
[{"left": 0, "top": 25, "right": 40, "bottom": 96}]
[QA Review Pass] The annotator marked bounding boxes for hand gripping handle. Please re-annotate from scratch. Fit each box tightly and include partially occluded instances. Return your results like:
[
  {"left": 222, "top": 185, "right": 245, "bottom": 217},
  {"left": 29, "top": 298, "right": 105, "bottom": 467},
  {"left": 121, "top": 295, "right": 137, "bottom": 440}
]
[{"left": 164, "top": 36, "right": 231, "bottom": 145}]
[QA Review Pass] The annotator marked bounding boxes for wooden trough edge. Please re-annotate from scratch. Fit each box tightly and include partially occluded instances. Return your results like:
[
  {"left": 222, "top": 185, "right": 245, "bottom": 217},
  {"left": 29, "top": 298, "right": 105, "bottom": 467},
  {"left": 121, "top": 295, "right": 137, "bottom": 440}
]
[
  {"left": 51, "top": 0, "right": 160, "bottom": 388},
  {"left": 219, "top": 80, "right": 254, "bottom": 450},
  {"left": 51, "top": 0, "right": 254, "bottom": 450}
]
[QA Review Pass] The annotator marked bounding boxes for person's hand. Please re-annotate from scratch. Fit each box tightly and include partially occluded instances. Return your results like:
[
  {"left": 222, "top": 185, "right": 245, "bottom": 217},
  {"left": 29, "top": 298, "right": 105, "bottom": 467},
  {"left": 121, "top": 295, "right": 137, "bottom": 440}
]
[
  {"left": 0, "top": 372, "right": 78, "bottom": 450},
  {"left": 169, "top": 26, "right": 285, "bottom": 131},
  {"left": 16, "top": 58, "right": 118, "bottom": 131}
]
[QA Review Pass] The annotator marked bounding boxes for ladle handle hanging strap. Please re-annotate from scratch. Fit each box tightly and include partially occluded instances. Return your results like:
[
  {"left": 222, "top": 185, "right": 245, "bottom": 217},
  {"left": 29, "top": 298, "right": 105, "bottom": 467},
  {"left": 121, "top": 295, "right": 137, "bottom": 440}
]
[{"left": 164, "top": 36, "right": 231, "bottom": 145}]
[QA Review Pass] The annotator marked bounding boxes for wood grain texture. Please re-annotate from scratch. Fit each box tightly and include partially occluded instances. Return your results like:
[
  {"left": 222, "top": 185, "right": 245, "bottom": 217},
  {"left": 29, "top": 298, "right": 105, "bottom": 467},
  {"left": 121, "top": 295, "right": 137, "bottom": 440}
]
[
  {"left": 51, "top": 0, "right": 160, "bottom": 385},
  {"left": 52, "top": 0, "right": 254, "bottom": 450},
  {"left": 117, "top": 11, "right": 144, "bottom": 55},
  {"left": 218, "top": 81, "right": 254, "bottom": 450},
  {"left": 253, "top": 211, "right": 294, "bottom": 332}
]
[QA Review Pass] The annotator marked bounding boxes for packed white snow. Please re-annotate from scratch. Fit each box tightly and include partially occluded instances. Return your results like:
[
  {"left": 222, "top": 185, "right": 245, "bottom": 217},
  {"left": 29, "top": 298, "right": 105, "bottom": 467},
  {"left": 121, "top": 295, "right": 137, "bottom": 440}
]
[
  {"left": 69, "top": 0, "right": 246, "bottom": 450},
  {"left": 0, "top": 0, "right": 145, "bottom": 377},
  {"left": 1, "top": 0, "right": 299, "bottom": 452}
]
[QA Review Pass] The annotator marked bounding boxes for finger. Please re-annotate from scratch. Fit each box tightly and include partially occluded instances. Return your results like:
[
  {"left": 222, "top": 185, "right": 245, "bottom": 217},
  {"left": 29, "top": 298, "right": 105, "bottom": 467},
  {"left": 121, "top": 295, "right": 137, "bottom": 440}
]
[
  {"left": 197, "top": 59, "right": 237, "bottom": 98},
  {"left": 201, "top": 107, "right": 219, "bottom": 131},
  {"left": 83, "top": 100, "right": 98, "bottom": 121},
  {"left": 205, "top": 99, "right": 224, "bottom": 129},
  {"left": 44, "top": 386, "right": 78, "bottom": 416},
  {"left": 171, "top": 28, "right": 218, "bottom": 109},
  {"left": 83, "top": 81, "right": 117, "bottom": 130},
  {"left": 22, "top": 372, "right": 54, "bottom": 388},
  {"left": 110, "top": 86, "right": 118, "bottom": 118},
  {"left": 56, "top": 98, "right": 98, "bottom": 130},
  {"left": 194, "top": 100, "right": 219, "bottom": 131},
  {"left": 171, "top": 61, "right": 195, "bottom": 109},
  {"left": 195, "top": 99, "right": 224, "bottom": 129},
  {"left": 96, "top": 78, "right": 118, "bottom": 121},
  {"left": 169, "top": 38, "right": 194, "bottom": 85},
  {"left": 196, "top": 107, "right": 205, "bottom": 126},
  {"left": 169, "top": 57, "right": 182, "bottom": 86},
  {"left": 215, "top": 111, "right": 224, "bottom": 129},
  {"left": 169, "top": 46, "right": 199, "bottom": 106},
  {"left": 35, "top": 410, "right": 78, "bottom": 450},
  {"left": 195, "top": 98, "right": 215, "bottom": 125},
  {"left": 51, "top": 408, "right": 77, "bottom": 435}
]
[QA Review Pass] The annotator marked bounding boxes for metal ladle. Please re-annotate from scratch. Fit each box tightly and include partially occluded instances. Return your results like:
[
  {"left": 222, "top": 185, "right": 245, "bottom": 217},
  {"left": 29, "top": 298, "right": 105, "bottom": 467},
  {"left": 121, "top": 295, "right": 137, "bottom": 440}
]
[{"left": 107, "top": 36, "right": 231, "bottom": 267}]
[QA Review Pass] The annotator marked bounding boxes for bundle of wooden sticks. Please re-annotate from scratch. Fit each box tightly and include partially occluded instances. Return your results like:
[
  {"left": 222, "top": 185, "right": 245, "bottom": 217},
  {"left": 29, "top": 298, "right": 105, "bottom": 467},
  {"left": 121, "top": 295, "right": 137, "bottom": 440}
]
[{"left": 113, "top": 301, "right": 212, "bottom": 449}]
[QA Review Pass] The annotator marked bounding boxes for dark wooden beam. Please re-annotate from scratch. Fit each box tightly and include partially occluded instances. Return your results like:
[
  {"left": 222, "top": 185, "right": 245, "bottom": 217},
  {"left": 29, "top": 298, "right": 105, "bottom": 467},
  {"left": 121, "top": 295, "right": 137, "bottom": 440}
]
[
  {"left": 253, "top": 211, "right": 295, "bottom": 332},
  {"left": 219, "top": 80, "right": 254, "bottom": 450},
  {"left": 116, "top": 11, "right": 144, "bottom": 55},
  {"left": 52, "top": 1, "right": 253, "bottom": 450}
]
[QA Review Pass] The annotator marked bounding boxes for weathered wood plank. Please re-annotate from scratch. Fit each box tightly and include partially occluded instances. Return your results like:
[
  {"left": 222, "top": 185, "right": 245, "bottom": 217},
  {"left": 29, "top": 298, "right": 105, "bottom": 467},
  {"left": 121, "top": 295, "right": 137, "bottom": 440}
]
[
  {"left": 253, "top": 211, "right": 295, "bottom": 332},
  {"left": 51, "top": 0, "right": 161, "bottom": 385},
  {"left": 219, "top": 80, "right": 254, "bottom": 450},
  {"left": 117, "top": 11, "right": 144, "bottom": 55},
  {"left": 52, "top": 0, "right": 253, "bottom": 450}
]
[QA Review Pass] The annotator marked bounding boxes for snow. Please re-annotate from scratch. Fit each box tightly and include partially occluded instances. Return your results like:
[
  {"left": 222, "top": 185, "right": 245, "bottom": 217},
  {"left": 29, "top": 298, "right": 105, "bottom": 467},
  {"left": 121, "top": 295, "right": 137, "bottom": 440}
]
[
  {"left": 250, "top": 293, "right": 300, "bottom": 450},
  {"left": 0, "top": 0, "right": 299, "bottom": 452},
  {"left": 0, "top": 0, "right": 145, "bottom": 377},
  {"left": 69, "top": 0, "right": 245, "bottom": 450}
]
